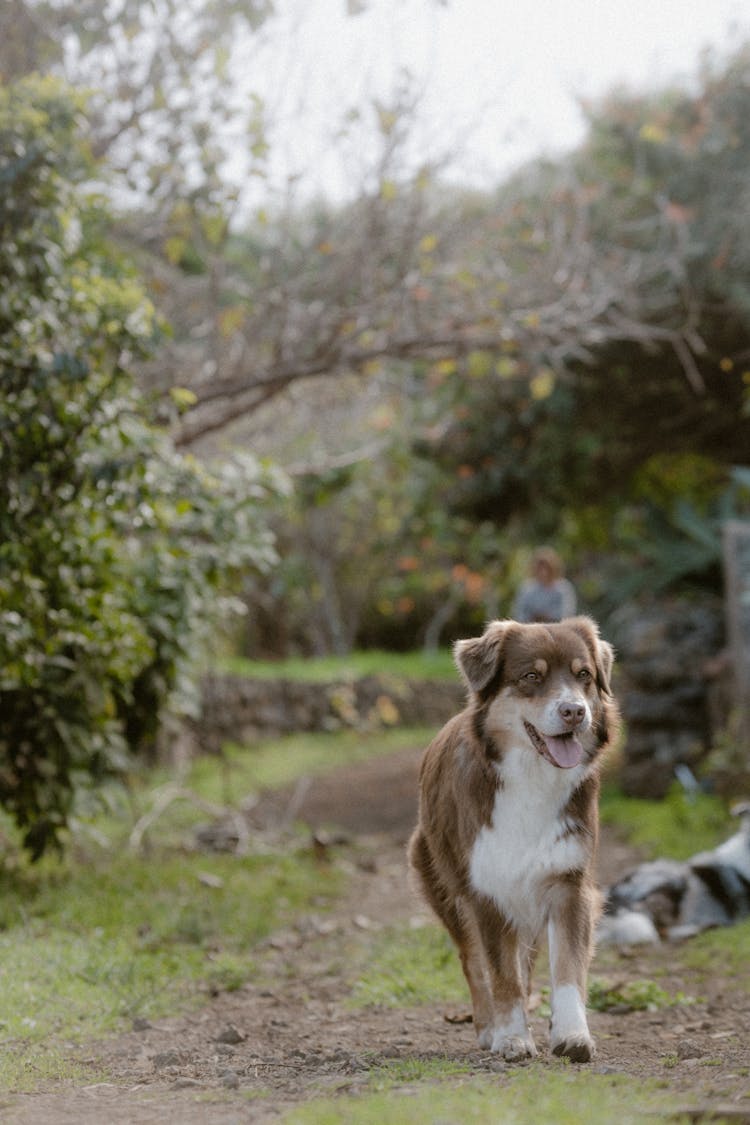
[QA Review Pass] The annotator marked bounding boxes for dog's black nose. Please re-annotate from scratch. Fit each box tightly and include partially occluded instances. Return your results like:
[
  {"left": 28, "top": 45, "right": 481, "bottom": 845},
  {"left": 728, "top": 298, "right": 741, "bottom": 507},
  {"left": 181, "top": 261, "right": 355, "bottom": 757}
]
[{"left": 558, "top": 701, "right": 586, "bottom": 727}]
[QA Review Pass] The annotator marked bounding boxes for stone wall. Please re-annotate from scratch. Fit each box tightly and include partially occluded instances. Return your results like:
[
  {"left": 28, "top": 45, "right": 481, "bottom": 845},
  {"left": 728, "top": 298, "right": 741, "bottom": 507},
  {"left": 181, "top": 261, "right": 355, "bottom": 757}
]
[
  {"left": 608, "top": 597, "right": 727, "bottom": 798},
  {"left": 192, "top": 673, "right": 466, "bottom": 754}
]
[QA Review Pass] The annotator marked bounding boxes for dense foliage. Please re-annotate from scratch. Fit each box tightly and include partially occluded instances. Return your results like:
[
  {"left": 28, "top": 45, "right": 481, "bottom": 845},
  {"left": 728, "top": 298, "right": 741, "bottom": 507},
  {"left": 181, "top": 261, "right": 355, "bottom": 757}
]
[{"left": 0, "top": 78, "right": 282, "bottom": 856}]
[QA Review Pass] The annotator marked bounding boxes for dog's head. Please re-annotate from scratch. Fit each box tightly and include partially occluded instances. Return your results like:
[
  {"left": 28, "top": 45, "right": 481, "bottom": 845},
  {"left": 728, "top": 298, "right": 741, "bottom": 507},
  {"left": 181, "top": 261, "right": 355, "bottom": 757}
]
[{"left": 454, "top": 616, "right": 617, "bottom": 769}]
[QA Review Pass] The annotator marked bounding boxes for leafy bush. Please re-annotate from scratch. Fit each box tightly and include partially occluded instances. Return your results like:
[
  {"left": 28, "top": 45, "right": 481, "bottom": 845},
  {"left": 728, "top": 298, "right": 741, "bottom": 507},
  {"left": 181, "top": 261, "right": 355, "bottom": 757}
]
[
  {"left": 0, "top": 77, "right": 283, "bottom": 857},
  {"left": 588, "top": 978, "right": 693, "bottom": 1013}
]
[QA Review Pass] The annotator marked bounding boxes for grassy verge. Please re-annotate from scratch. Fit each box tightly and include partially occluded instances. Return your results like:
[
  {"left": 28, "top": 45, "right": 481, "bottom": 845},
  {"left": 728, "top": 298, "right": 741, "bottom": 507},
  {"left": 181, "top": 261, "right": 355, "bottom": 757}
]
[
  {"left": 599, "top": 782, "right": 732, "bottom": 859},
  {"left": 0, "top": 839, "right": 340, "bottom": 1091},
  {"left": 185, "top": 725, "right": 434, "bottom": 805},
  {"left": 117, "top": 726, "right": 433, "bottom": 847},
  {"left": 681, "top": 916, "right": 750, "bottom": 989},
  {"left": 0, "top": 722, "right": 434, "bottom": 1092},
  {"left": 281, "top": 1067, "right": 685, "bottom": 1125},
  {"left": 349, "top": 923, "right": 466, "bottom": 1009},
  {"left": 217, "top": 648, "right": 456, "bottom": 683}
]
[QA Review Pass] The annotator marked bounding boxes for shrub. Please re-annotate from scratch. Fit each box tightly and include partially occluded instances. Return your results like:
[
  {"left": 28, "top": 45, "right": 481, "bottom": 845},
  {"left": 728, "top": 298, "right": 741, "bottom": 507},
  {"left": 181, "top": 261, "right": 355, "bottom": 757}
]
[{"left": 0, "top": 77, "right": 283, "bottom": 856}]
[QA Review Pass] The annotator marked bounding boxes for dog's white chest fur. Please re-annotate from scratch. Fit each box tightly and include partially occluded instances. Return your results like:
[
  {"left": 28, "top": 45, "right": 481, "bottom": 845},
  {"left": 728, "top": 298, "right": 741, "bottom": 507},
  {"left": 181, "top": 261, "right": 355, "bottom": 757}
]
[{"left": 469, "top": 746, "right": 588, "bottom": 936}]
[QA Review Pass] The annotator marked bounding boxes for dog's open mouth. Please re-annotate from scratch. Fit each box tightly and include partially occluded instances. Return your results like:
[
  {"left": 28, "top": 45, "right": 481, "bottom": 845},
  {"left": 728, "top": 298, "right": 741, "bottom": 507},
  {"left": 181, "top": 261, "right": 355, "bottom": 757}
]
[{"left": 524, "top": 721, "right": 583, "bottom": 769}]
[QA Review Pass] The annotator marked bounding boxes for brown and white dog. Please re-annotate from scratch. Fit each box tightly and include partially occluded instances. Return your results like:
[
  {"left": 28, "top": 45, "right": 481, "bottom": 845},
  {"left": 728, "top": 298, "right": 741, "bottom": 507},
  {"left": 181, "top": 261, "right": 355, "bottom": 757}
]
[{"left": 409, "top": 616, "right": 619, "bottom": 1063}]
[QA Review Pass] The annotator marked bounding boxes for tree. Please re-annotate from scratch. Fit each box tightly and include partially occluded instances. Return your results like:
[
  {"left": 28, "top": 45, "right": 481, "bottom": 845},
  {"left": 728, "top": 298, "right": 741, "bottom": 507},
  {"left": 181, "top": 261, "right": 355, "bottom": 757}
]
[
  {"left": 11, "top": 2, "right": 750, "bottom": 462},
  {"left": 160, "top": 41, "right": 750, "bottom": 648},
  {"left": 0, "top": 77, "right": 282, "bottom": 857},
  {"left": 419, "top": 54, "right": 750, "bottom": 488},
  {"left": 0, "top": 4, "right": 475, "bottom": 447},
  {"left": 0, "top": 0, "right": 276, "bottom": 425},
  {"left": 238, "top": 46, "right": 750, "bottom": 651},
  {"left": 0, "top": 1, "right": 272, "bottom": 196}
]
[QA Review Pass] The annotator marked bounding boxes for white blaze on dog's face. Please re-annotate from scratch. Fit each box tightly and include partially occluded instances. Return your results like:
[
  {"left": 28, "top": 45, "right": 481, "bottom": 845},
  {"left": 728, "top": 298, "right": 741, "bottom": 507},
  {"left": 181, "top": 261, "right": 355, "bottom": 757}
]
[{"left": 455, "top": 618, "right": 614, "bottom": 770}]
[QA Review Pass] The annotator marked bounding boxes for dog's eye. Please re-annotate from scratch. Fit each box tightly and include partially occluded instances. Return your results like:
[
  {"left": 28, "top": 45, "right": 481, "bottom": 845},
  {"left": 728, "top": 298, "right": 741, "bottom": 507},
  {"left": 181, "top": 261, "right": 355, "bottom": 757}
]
[
  {"left": 577, "top": 668, "right": 593, "bottom": 683},
  {"left": 521, "top": 671, "right": 540, "bottom": 684}
]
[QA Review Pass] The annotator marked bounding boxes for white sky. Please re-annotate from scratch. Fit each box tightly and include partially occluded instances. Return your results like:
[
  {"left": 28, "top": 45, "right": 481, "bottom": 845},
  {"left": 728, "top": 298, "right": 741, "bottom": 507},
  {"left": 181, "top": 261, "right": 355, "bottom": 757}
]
[{"left": 238, "top": 0, "right": 750, "bottom": 204}]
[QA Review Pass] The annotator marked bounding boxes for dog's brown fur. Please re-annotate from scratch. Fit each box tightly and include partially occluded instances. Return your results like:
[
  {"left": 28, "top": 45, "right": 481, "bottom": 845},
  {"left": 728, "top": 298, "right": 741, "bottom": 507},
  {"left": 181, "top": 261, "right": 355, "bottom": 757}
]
[{"left": 409, "top": 616, "right": 619, "bottom": 1062}]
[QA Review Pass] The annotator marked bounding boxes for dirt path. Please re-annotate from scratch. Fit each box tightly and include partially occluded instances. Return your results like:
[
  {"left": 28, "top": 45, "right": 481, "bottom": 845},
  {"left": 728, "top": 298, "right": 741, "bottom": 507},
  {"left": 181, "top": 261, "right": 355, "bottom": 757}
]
[{"left": 6, "top": 746, "right": 750, "bottom": 1123}]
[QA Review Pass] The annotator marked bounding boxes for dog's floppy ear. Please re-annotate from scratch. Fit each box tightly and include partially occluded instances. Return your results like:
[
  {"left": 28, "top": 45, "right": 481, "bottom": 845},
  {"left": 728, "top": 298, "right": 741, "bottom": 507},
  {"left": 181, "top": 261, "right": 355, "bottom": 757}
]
[
  {"left": 596, "top": 639, "right": 615, "bottom": 695},
  {"left": 454, "top": 620, "right": 513, "bottom": 696},
  {"left": 567, "top": 615, "right": 615, "bottom": 695}
]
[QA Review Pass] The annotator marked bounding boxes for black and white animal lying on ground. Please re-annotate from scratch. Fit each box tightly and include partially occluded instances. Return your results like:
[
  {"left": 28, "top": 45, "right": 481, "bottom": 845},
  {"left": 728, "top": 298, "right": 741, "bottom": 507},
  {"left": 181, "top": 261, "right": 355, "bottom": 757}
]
[{"left": 598, "top": 801, "right": 750, "bottom": 945}]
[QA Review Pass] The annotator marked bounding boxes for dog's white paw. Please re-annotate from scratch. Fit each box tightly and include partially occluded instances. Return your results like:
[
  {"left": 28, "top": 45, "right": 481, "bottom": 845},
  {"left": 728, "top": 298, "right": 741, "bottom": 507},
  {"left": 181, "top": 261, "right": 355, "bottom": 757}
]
[
  {"left": 478, "top": 1004, "right": 536, "bottom": 1059},
  {"left": 551, "top": 1031, "right": 596, "bottom": 1063},
  {"left": 550, "top": 984, "right": 595, "bottom": 1062},
  {"left": 491, "top": 1032, "right": 537, "bottom": 1061}
]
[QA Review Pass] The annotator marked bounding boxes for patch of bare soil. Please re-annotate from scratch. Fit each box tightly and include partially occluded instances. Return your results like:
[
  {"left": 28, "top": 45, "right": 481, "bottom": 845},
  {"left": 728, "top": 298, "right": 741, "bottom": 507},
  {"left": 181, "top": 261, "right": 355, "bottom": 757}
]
[{"left": 6, "top": 746, "right": 750, "bottom": 1124}]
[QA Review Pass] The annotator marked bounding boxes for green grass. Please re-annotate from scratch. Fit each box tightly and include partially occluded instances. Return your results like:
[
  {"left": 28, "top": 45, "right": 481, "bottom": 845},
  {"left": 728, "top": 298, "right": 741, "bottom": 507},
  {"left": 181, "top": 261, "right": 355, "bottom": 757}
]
[
  {"left": 366, "top": 1056, "right": 473, "bottom": 1087},
  {"left": 680, "top": 916, "right": 750, "bottom": 987},
  {"left": 218, "top": 648, "right": 457, "bottom": 683},
  {"left": 349, "top": 923, "right": 466, "bottom": 1009},
  {"left": 118, "top": 726, "right": 433, "bottom": 847},
  {"left": 0, "top": 729, "right": 353, "bottom": 1092},
  {"left": 282, "top": 1068, "right": 686, "bottom": 1125},
  {"left": 0, "top": 723, "right": 437, "bottom": 1092},
  {"left": 0, "top": 847, "right": 339, "bottom": 1046},
  {"left": 0, "top": 845, "right": 339, "bottom": 1090},
  {"left": 0, "top": 1044, "right": 94, "bottom": 1095},
  {"left": 192, "top": 726, "right": 433, "bottom": 802},
  {"left": 599, "top": 783, "right": 732, "bottom": 860}
]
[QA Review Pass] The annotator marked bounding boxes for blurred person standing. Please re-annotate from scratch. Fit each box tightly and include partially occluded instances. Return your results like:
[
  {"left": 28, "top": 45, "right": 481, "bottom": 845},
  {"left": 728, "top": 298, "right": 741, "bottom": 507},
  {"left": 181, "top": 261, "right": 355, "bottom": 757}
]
[{"left": 512, "top": 547, "right": 577, "bottom": 623}]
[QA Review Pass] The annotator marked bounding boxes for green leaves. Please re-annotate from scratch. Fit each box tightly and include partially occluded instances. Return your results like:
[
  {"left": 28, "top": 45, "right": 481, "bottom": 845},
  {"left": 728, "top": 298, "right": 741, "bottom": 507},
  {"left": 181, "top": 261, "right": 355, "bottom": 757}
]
[{"left": 0, "top": 78, "right": 283, "bottom": 858}]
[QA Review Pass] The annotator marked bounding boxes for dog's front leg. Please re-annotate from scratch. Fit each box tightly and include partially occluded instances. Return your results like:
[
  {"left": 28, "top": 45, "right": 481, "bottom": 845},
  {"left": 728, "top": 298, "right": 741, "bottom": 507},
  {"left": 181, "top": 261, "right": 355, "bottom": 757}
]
[
  {"left": 547, "top": 887, "right": 597, "bottom": 1062},
  {"left": 475, "top": 907, "right": 537, "bottom": 1061}
]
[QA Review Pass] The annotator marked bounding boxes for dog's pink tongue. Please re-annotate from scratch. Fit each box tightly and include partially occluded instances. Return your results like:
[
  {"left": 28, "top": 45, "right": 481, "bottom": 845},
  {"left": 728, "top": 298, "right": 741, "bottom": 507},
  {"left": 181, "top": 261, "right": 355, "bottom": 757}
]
[{"left": 544, "top": 734, "right": 583, "bottom": 769}]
